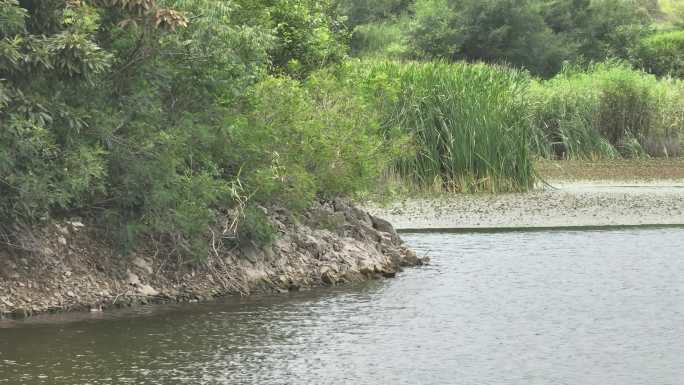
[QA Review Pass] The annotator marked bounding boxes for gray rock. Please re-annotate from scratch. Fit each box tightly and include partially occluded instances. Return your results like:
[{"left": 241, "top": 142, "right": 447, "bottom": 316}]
[
  {"left": 55, "top": 224, "right": 69, "bottom": 235},
  {"left": 138, "top": 284, "right": 159, "bottom": 296},
  {"left": 127, "top": 271, "right": 141, "bottom": 286},
  {"left": 263, "top": 246, "right": 275, "bottom": 260},
  {"left": 349, "top": 205, "right": 372, "bottom": 224},
  {"left": 241, "top": 244, "right": 260, "bottom": 264},
  {"left": 132, "top": 257, "right": 153, "bottom": 275},
  {"left": 370, "top": 215, "right": 395, "bottom": 234}
]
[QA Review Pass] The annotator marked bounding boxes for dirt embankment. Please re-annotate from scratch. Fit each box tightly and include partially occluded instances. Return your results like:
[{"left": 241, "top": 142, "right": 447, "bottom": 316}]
[{"left": 0, "top": 200, "right": 426, "bottom": 318}]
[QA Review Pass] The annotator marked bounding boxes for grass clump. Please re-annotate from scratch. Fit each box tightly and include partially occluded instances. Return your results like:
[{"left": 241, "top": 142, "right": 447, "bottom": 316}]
[
  {"left": 530, "top": 61, "right": 684, "bottom": 159},
  {"left": 346, "top": 60, "right": 535, "bottom": 193}
]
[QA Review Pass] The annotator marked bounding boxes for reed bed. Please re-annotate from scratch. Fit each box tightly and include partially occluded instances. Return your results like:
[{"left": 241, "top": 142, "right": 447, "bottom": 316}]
[
  {"left": 529, "top": 62, "right": 684, "bottom": 159},
  {"left": 342, "top": 60, "right": 683, "bottom": 194},
  {"left": 350, "top": 60, "right": 535, "bottom": 193}
]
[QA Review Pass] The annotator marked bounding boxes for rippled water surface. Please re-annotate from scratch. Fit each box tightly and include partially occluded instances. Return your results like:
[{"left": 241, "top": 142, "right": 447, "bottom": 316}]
[{"left": 2, "top": 228, "right": 684, "bottom": 385}]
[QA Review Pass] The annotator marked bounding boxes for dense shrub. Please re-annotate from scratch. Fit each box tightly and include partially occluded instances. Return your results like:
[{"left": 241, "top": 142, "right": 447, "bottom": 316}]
[
  {"left": 575, "top": 0, "right": 653, "bottom": 61},
  {"left": 346, "top": 60, "right": 535, "bottom": 192},
  {"left": 530, "top": 62, "right": 684, "bottom": 159},
  {"left": 0, "top": 0, "right": 374, "bottom": 259},
  {"left": 235, "top": 0, "right": 349, "bottom": 77},
  {"left": 228, "top": 74, "right": 388, "bottom": 210},
  {"left": 3, "top": 0, "right": 684, "bottom": 265},
  {"left": 633, "top": 30, "right": 684, "bottom": 78}
]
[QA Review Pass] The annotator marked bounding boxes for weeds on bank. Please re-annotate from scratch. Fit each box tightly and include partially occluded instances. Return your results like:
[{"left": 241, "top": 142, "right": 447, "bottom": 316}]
[{"left": 530, "top": 61, "right": 684, "bottom": 159}]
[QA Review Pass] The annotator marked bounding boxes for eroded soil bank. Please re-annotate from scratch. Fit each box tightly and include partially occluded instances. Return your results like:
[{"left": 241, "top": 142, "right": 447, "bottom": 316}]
[{"left": 0, "top": 200, "right": 425, "bottom": 318}]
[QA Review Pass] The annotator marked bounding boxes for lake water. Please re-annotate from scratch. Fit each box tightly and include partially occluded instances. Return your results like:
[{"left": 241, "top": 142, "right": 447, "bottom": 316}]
[{"left": 1, "top": 228, "right": 684, "bottom": 385}]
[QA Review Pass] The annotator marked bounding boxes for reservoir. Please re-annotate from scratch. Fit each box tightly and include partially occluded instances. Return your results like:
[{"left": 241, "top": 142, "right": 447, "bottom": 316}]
[{"left": 1, "top": 228, "right": 683, "bottom": 385}]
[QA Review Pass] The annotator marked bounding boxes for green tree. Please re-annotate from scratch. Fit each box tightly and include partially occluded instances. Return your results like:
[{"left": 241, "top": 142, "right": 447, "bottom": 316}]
[
  {"left": 578, "top": 0, "right": 653, "bottom": 60},
  {"left": 410, "top": 0, "right": 568, "bottom": 76},
  {"left": 0, "top": 0, "right": 385, "bottom": 259},
  {"left": 335, "top": 0, "right": 412, "bottom": 27},
  {"left": 539, "top": 0, "right": 653, "bottom": 62}
]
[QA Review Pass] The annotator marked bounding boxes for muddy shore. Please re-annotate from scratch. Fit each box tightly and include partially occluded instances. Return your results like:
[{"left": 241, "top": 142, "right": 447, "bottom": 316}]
[
  {"left": 366, "top": 180, "right": 684, "bottom": 230},
  {"left": 0, "top": 200, "right": 425, "bottom": 318}
]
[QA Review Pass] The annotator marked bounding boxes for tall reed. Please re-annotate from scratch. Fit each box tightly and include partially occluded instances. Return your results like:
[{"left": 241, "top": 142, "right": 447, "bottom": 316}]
[
  {"left": 349, "top": 60, "right": 535, "bottom": 193},
  {"left": 530, "top": 62, "right": 684, "bottom": 159}
]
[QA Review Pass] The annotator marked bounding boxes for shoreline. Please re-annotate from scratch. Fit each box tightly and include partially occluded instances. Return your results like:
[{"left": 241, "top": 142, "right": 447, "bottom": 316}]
[
  {"left": 366, "top": 180, "right": 684, "bottom": 231},
  {"left": 0, "top": 200, "right": 426, "bottom": 319},
  {"left": 3, "top": 173, "right": 682, "bottom": 319}
]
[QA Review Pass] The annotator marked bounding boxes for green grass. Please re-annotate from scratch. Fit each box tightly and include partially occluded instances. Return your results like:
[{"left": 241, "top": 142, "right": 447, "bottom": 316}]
[
  {"left": 530, "top": 62, "right": 684, "bottom": 159},
  {"left": 337, "top": 59, "right": 683, "bottom": 196},
  {"left": 347, "top": 59, "right": 536, "bottom": 193},
  {"left": 634, "top": 30, "right": 684, "bottom": 78}
]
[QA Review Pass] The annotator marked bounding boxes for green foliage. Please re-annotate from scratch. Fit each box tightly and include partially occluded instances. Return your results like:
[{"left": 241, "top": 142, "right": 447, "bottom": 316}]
[
  {"left": 350, "top": 16, "right": 410, "bottom": 59},
  {"left": 235, "top": 0, "right": 349, "bottom": 77},
  {"left": 335, "top": 0, "right": 412, "bottom": 27},
  {"left": 0, "top": 0, "right": 27, "bottom": 36},
  {"left": 0, "top": 1, "right": 113, "bottom": 224},
  {"left": 237, "top": 205, "right": 276, "bottom": 247},
  {"left": 229, "top": 74, "right": 387, "bottom": 209},
  {"left": 0, "top": 0, "right": 367, "bottom": 260},
  {"left": 407, "top": 0, "right": 453, "bottom": 59},
  {"left": 661, "top": 0, "right": 684, "bottom": 27},
  {"left": 540, "top": 0, "right": 591, "bottom": 35},
  {"left": 578, "top": 0, "right": 653, "bottom": 60},
  {"left": 531, "top": 61, "right": 684, "bottom": 159},
  {"left": 409, "top": 0, "right": 569, "bottom": 76},
  {"left": 346, "top": 0, "right": 658, "bottom": 77},
  {"left": 346, "top": 59, "right": 535, "bottom": 193},
  {"left": 633, "top": 30, "right": 684, "bottom": 78},
  {"left": 540, "top": 0, "right": 653, "bottom": 62},
  {"left": 3, "top": 0, "right": 682, "bottom": 265}
]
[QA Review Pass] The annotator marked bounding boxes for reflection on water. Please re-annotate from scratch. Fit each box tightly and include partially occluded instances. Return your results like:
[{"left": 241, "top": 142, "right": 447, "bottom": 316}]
[{"left": 2, "top": 228, "right": 684, "bottom": 385}]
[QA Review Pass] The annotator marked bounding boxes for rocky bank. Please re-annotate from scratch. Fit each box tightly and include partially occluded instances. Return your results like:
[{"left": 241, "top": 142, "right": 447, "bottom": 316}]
[{"left": 0, "top": 199, "right": 425, "bottom": 318}]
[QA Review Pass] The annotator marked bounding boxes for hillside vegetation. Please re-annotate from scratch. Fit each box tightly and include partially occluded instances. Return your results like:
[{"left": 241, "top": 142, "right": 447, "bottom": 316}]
[
  {"left": 1, "top": 0, "right": 683, "bottom": 256},
  {"left": 0, "top": 0, "right": 382, "bottom": 259}
]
